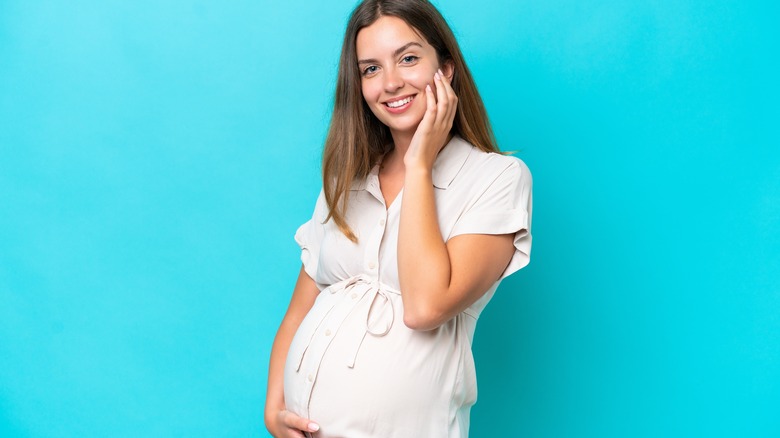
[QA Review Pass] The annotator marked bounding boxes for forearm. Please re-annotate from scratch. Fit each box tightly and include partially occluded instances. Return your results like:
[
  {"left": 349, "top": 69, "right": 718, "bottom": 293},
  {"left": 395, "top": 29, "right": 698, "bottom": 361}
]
[
  {"left": 264, "top": 319, "right": 296, "bottom": 430},
  {"left": 264, "top": 267, "right": 319, "bottom": 433},
  {"left": 397, "top": 69, "right": 462, "bottom": 330},
  {"left": 397, "top": 166, "right": 452, "bottom": 329}
]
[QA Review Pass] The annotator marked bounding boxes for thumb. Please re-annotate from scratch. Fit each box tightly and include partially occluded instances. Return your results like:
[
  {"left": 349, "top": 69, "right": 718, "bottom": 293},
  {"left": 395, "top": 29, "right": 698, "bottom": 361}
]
[{"left": 282, "top": 410, "right": 320, "bottom": 432}]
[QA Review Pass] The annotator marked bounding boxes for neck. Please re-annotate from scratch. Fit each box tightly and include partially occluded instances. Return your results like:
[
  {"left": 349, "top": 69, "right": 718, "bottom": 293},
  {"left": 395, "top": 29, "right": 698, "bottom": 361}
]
[
  {"left": 389, "top": 130, "right": 414, "bottom": 160},
  {"left": 379, "top": 129, "right": 413, "bottom": 175},
  {"left": 383, "top": 130, "right": 456, "bottom": 173}
]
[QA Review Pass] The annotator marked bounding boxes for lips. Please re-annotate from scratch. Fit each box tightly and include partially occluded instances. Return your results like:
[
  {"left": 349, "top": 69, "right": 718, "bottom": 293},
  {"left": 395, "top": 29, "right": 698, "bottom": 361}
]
[
  {"left": 383, "top": 94, "right": 416, "bottom": 114},
  {"left": 386, "top": 95, "right": 413, "bottom": 108}
]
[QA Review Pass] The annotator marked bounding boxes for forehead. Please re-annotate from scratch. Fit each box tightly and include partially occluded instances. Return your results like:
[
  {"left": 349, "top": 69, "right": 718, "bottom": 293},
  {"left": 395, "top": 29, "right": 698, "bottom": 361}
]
[{"left": 356, "top": 15, "right": 429, "bottom": 58}]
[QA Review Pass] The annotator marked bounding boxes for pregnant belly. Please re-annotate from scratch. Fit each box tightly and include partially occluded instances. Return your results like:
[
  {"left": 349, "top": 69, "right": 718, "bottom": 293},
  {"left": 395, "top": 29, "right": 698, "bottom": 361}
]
[{"left": 283, "top": 276, "right": 476, "bottom": 437}]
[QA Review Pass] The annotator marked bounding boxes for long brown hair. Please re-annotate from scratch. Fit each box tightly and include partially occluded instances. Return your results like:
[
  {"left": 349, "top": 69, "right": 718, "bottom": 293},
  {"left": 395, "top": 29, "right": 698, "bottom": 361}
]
[{"left": 323, "top": 0, "right": 499, "bottom": 242}]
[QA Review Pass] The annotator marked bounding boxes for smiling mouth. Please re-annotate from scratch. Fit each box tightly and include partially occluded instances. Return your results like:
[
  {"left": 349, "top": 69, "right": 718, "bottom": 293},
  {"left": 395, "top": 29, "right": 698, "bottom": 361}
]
[{"left": 385, "top": 95, "right": 414, "bottom": 108}]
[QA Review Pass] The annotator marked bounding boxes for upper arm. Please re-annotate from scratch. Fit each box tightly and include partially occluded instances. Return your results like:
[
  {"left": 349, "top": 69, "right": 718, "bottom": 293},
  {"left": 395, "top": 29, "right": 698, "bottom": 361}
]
[
  {"left": 435, "top": 233, "right": 516, "bottom": 320},
  {"left": 415, "top": 158, "right": 533, "bottom": 329},
  {"left": 442, "top": 159, "right": 533, "bottom": 317},
  {"left": 280, "top": 265, "right": 321, "bottom": 329}
]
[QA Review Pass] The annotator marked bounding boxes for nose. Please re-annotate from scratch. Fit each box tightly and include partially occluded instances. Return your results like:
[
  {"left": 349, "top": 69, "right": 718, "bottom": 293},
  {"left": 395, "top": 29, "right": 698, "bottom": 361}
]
[{"left": 383, "top": 67, "right": 404, "bottom": 93}]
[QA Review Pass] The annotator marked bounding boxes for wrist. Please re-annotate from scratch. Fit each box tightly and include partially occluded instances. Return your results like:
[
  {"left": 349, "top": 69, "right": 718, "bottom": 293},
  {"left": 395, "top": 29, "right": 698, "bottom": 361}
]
[
  {"left": 264, "top": 405, "right": 284, "bottom": 433},
  {"left": 404, "top": 163, "right": 432, "bottom": 179}
]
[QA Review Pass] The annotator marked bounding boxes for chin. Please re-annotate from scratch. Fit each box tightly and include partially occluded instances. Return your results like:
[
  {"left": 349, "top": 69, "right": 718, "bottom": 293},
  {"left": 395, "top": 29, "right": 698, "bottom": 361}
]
[
  {"left": 386, "top": 121, "right": 421, "bottom": 136},
  {"left": 379, "top": 113, "right": 424, "bottom": 134}
]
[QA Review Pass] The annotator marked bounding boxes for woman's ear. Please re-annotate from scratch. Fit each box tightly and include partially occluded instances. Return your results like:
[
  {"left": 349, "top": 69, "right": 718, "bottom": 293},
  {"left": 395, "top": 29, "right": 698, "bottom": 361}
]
[{"left": 442, "top": 60, "right": 455, "bottom": 82}]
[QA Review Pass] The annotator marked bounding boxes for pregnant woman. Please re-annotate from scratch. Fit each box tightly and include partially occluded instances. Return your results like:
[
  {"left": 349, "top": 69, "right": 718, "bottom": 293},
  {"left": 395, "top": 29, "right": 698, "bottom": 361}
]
[{"left": 265, "top": 1, "right": 533, "bottom": 436}]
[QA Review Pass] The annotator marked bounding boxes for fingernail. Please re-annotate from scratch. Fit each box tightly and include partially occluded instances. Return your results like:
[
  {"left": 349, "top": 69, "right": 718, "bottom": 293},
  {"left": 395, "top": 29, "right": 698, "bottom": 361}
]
[
  {"left": 308, "top": 422, "right": 320, "bottom": 432},
  {"left": 426, "top": 84, "right": 431, "bottom": 91},
  {"left": 438, "top": 68, "right": 443, "bottom": 75},
  {"left": 434, "top": 72, "right": 440, "bottom": 80}
]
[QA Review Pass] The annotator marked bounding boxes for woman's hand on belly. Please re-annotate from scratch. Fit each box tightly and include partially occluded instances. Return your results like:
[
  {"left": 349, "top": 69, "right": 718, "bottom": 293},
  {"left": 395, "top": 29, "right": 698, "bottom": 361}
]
[
  {"left": 265, "top": 266, "right": 322, "bottom": 437},
  {"left": 267, "top": 409, "right": 320, "bottom": 438}
]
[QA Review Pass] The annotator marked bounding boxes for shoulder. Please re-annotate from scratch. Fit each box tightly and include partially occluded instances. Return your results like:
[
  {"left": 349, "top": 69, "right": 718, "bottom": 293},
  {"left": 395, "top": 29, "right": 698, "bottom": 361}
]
[
  {"left": 307, "top": 188, "right": 329, "bottom": 220},
  {"left": 458, "top": 139, "right": 532, "bottom": 187}
]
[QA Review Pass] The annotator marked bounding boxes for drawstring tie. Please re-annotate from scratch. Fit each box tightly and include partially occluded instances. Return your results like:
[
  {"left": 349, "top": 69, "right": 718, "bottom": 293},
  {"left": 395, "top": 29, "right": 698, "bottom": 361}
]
[
  {"left": 346, "top": 283, "right": 395, "bottom": 368},
  {"left": 293, "top": 275, "right": 400, "bottom": 372}
]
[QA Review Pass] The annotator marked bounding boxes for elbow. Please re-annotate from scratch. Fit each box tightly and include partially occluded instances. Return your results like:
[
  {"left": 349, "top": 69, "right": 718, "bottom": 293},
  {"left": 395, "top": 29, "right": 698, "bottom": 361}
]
[{"left": 402, "top": 305, "right": 446, "bottom": 331}]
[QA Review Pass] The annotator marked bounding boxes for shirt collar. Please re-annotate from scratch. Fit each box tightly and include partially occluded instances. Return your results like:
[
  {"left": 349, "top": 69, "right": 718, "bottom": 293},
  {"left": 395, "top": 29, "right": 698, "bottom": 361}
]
[
  {"left": 351, "top": 135, "right": 473, "bottom": 192},
  {"left": 432, "top": 135, "right": 472, "bottom": 189}
]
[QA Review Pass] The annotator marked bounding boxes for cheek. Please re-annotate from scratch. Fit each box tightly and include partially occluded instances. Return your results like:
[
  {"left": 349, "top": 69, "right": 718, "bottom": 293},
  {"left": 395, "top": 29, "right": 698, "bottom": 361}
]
[
  {"left": 361, "top": 80, "right": 380, "bottom": 103},
  {"left": 361, "top": 82, "right": 385, "bottom": 118},
  {"left": 402, "top": 68, "right": 435, "bottom": 89}
]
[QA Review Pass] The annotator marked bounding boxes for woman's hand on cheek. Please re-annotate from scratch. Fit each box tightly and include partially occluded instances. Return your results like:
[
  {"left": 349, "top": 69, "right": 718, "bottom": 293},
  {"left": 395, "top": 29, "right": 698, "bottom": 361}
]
[{"left": 404, "top": 68, "right": 458, "bottom": 171}]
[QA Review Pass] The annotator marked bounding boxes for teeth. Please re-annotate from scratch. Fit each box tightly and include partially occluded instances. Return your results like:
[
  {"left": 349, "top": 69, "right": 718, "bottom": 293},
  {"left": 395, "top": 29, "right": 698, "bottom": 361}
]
[{"left": 386, "top": 96, "right": 413, "bottom": 108}]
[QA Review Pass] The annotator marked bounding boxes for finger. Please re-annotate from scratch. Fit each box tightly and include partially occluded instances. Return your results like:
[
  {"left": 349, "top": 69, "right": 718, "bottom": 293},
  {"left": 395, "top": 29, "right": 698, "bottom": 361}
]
[
  {"left": 435, "top": 69, "right": 457, "bottom": 129},
  {"left": 440, "top": 67, "right": 455, "bottom": 90},
  {"left": 438, "top": 68, "right": 456, "bottom": 100},
  {"left": 438, "top": 68, "right": 458, "bottom": 123},
  {"left": 275, "top": 410, "right": 306, "bottom": 438},
  {"left": 281, "top": 410, "right": 320, "bottom": 434},
  {"left": 285, "top": 429, "right": 306, "bottom": 438},
  {"left": 433, "top": 71, "right": 449, "bottom": 126},
  {"left": 421, "top": 84, "right": 437, "bottom": 132}
]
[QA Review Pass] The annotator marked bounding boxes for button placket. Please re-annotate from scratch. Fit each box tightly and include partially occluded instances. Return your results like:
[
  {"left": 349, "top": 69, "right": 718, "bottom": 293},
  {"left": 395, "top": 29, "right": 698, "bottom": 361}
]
[
  {"left": 296, "top": 280, "right": 373, "bottom": 415},
  {"left": 363, "top": 207, "right": 387, "bottom": 278}
]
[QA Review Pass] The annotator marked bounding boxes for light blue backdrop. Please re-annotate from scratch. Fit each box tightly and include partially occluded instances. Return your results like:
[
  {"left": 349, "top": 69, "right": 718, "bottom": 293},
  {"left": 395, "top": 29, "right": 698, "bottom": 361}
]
[{"left": 1, "top": 0, "right": 778, "bottom": 436}]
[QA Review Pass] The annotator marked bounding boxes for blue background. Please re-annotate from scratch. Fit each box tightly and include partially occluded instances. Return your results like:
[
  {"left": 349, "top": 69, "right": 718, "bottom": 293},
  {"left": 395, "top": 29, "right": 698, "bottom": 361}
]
[{"left": 1, "top": 0, "right": 778, "bottom": 436}]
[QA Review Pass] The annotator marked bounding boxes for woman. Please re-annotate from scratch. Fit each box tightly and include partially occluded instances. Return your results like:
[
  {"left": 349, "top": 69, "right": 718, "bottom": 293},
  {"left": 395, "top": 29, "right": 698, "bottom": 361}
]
[{"left": 265, "top": 1, "right": 532, "bottom": 436}]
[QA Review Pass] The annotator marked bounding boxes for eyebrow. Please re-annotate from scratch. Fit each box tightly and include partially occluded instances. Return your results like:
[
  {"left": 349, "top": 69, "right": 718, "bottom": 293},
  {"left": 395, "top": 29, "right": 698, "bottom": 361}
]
[{"left": 357, "top": 42, "right": 423, "bottom": 65}]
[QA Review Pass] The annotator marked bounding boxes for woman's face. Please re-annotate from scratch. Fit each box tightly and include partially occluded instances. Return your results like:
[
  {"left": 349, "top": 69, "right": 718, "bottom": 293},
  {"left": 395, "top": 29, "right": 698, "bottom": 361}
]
[{"left": 356, "top": 16, "right": 452, "bottom": 138}]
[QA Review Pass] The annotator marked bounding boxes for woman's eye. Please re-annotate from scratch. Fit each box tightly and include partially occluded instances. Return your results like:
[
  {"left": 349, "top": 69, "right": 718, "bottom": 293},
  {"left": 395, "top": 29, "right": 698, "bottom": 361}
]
[
  {"left": 402, "top": 55, "right": 418, "bottom": 63},
  {"left": 362, "top": 65, "right": 378, "bottom": 76}
]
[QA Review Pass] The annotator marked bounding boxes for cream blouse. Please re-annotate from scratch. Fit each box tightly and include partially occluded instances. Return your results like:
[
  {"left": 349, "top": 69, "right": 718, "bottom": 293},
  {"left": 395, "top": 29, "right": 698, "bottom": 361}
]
[{"left": 284, "top": 136, "right": 533, "bottom": 437}]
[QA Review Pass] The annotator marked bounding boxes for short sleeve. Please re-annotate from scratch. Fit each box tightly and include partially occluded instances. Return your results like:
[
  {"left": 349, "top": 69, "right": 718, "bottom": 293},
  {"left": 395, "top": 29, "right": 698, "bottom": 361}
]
[
  {"left": 294, "top": 189, "right": 328, "bottom": 283},
  {"left": 449, "top": 158, "right": 533, "bottom": 280}
]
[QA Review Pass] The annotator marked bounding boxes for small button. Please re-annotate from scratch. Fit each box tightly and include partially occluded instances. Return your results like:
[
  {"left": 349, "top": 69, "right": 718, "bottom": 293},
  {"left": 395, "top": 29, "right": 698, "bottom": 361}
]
[
  {"left": 324, "top": 329, "right": 332, "bottom": 337},
  {"left": 368, "top": 261, "right": 376, "bottom": 269},
  {"left": 379, "top": 219, "right": 386, "bottom": 226},
  {"left": 307, "top": 374, "right": 314, "bottom": 382},
  {"left": 351, "top": 293, "right": 358, "bottom": 299}
]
